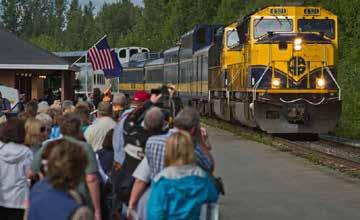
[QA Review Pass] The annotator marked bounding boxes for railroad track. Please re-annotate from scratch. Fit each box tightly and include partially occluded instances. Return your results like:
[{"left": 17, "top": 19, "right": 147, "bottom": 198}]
[
  {"left": 273, "top": 137, "right": 360, "bottom": 171},
  {"left": 202, "top": 117, "right": 360, "bottom": 176}
]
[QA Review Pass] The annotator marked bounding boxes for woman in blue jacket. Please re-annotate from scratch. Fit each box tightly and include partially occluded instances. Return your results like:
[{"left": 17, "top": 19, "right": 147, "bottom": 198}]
[{"left": 147, "top": 131, "right": 218, "bottom": 220}]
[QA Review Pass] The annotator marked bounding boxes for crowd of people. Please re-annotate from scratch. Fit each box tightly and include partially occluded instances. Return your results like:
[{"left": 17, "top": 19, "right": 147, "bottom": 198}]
[{"left": 0, "top": 84, "right": 220, "bottom": 220}]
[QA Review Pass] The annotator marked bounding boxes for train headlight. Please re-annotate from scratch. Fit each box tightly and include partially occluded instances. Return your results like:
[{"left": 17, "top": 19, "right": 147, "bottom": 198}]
[
  {"left": 294, "top": 38, "right": 302, "bottom": 51},
  {"left": 272, "top": 78, "right": 281, "bottom": 88},
  {"left": 316, "top": 78, "right": 326, "bottom": 89}
]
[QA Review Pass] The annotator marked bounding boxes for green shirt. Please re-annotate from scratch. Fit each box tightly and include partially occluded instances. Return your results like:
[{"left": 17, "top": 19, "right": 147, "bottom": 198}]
[{"left": 31, "top": 136, "right": 98, "bottom": 208}]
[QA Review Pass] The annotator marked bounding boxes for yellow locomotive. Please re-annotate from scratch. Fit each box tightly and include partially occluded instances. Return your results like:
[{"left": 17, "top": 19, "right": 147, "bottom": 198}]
[
  {"left": 120, "top": 5, "right": 341, "bottom": 134},
  {"left": 208, "top": 5, "right": 341, "bottom": 134}
]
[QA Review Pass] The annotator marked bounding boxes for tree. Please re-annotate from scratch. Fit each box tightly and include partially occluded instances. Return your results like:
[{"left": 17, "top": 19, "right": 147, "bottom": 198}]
[
  {"left": 96, "top": 0, "right": 142, "bottom": 46},
  {"left": 64, "top": 0, "right": 83, "bottom": 50},
  {"left": 1, "top": 0, "right": 21, "bottom": 33},
  {"left": 53, "top": 0, "right": 67, "bottom": 34},
  {"left": 82, "top": 1, "right": 99, "bottom": 48}
]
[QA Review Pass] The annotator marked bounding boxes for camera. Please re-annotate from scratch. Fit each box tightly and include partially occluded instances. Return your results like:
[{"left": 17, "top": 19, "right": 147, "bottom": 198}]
[
  {"left": 150, "top": 85, "right": 171, "bottom": 108},
  {"left": 150, "top": 85, "right": 172, "bottom": 124}
]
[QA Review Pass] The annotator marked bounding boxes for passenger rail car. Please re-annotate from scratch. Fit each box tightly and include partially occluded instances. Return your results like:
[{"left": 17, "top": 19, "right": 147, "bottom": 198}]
[
  {"left": 144, "top": 58, "right": 165, "bottom": 91},
  {"left": 119, "top": 52, "right": 163, "bottom": 94},
  {"left": 163, "top": 46, "right": 179, "bottom": 85},
  {"left": 177, "top": 24, "right": 222, "bottom": 103}
]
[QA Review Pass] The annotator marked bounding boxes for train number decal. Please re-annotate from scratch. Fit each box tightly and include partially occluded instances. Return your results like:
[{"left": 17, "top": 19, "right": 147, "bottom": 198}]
[
  {"left": 270, "top": 8, "right": 287, "bottom": 15},
  {"left": 304, "top": 8, "right": 321, "bottom": 16}
]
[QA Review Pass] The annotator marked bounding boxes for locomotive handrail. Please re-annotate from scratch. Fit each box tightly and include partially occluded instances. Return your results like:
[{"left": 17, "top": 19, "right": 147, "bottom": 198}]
[
  {"left": 324, "top": 66, "right": 341, "bottom": 101},
  {"left": 252, "top": 65, "right": 270, "bottom": 101},
  {"left": 280, "top": 97, "right": 325, "bottom": 106}
]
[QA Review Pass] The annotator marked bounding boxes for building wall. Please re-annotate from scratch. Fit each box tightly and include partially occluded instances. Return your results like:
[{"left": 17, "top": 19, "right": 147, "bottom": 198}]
[
  {"left": 0, "top": 71, "right": 16, "bottom": 87},
  {"left": 0, "top": 70, "right": 75, "bottom": 101},
  {"left": 31, "top": 77, "right": 44, "bottom": 100}
]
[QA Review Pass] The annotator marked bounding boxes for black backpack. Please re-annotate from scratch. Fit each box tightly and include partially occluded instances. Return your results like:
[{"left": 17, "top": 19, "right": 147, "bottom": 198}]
[{"left": 113, "top": 105, "right": 148, "bottom": 204}]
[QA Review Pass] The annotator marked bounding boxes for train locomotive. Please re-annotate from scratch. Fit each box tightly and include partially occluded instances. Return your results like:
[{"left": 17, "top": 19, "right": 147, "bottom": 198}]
[{"left": 120, "top": 5, "right": 341, "bottom": 134}]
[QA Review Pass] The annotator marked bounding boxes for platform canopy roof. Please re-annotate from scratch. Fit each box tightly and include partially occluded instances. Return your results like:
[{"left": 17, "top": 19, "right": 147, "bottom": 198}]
[{"left": 0, "top": 27, "right": 78, "bottom": 71}]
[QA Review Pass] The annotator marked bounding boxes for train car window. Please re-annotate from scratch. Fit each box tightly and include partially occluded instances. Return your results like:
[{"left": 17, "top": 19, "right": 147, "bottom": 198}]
[
  {"left": 254, "top": 19, "right": 293, "bottom": 38},
  {"left": 298, "top": 19, "right": 335, "bottom": 39},
  {"left": 119, "top": 49, "right": 126, "bottom": 58},
  {"left": 130, "top": 49, "right": 139, "bottom": 58},
  {"left": 195, "top": 27, "right": 206, "bottom": 44},
  {"left": 227, "top": 30, "right": 240, "bottom": 48}
]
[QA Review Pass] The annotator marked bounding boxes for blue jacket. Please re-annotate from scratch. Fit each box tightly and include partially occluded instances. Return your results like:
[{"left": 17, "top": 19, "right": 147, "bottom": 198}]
[
  {"left": 147, "top": 165, "right": 218, "bottom": 220},
  {"left": 28, "top": 179, "right": 81, "bottom": 220}
]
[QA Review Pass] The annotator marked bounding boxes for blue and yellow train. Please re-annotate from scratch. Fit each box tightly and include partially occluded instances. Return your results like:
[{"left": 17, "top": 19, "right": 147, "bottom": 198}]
[{"left": 120, "top": 5, "right": 341, "bottom": 134}]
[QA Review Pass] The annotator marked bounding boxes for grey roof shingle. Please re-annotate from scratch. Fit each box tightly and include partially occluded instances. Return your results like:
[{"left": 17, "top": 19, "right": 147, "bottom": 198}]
[{"left": 0, "top": 27, "right": 77, "bottom": 71}]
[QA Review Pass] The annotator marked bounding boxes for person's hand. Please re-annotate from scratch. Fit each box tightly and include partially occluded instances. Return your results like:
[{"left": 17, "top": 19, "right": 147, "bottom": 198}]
[
  {"left": 127, "top": 207, "right": 137, "bottom": 220},
  {"left": 199, "top": 127, "right": 211, "bottom": 150},
  {"left": 200, "top": 127, "right": 208, "bottom": 139},
  {"left": 150, "top": 94, "right": 162, "bottom": 104},
  {"left": 94, "top": 209, "right": 101, "bottom": 220}
]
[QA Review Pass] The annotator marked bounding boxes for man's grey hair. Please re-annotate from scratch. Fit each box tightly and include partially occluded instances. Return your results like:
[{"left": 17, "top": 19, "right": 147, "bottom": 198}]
[
  {"left": 36, "top": 113, "right": 53, "bottom": 128},
  {"left": 112, "top": 93, "right": 127, "bottom": 107},
  {"left": 37, "top": 101, "right": 50, "bottom": 114},
  {"left": 62, "top": 100, "right": 74, "bottom": 112},
  {"left": 174, "top": 107, "right": 200, "bottom": 131},
  {"left": 144, "top": 107, "right": 165, "bottom": 131}
]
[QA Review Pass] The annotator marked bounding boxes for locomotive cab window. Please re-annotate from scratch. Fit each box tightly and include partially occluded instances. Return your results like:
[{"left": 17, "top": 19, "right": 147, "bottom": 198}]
[
  {"left": 227, "top": 29, "right": 240, "bottom": 48},
  {"left": 254, "top": 18, "right": 293, "bottom": 38},
  {"left": 195, "top": 27, "right": 206, "bottom": 44},
  {"left": 298, "top": 19, "right": 335, "bottom": 39}
]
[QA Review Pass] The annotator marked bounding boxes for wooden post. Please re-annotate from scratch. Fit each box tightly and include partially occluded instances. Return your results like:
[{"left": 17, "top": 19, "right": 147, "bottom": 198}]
[{"left": 61, "top": 71, "right": 75, "bottom": 101}]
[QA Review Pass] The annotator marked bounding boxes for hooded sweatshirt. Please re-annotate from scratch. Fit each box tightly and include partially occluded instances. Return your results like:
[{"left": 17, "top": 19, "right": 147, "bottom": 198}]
[
  {"left": 0, "top": 141, "right": 33, "bottom": 209},
  {"left": 147, "top": 165, "right": 218, "bottom": 220}
]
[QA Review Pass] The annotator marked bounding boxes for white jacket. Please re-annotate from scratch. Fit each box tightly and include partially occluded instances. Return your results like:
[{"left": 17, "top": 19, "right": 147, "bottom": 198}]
[{"left": 0, "top": 141, "right": 33, "bottom": 209}]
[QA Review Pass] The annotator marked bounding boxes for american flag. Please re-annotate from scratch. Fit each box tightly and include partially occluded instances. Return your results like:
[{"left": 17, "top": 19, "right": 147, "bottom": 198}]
[
  {"left": 88, "top": 37, "right": 114, "bottom": 70},
  {"left": 87, "top": 37, "right": 122, "bottom": 78}
]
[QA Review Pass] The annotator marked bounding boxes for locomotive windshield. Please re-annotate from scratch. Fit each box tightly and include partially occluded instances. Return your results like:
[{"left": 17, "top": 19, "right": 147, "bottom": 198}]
[
  {"left": 298, "top": 19, "right": 335, "bottom": 39},
  {"left": 254, "top": 18, "right": 293, "bottom": 38}
]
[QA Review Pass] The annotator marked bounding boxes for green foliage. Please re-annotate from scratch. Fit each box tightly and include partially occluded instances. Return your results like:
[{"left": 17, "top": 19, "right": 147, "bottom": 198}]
[
  {"left": 1, "top": 0, "right": 22, "bottom": 33},
  {"left": 30, "top": 34, "right": 62, "bottom": 51},
  {"left": 64, "top": 0, "right": 83, "bottom": 50},
  {"left": 97, "top": 0, "right": 141, "bottom": 47}
]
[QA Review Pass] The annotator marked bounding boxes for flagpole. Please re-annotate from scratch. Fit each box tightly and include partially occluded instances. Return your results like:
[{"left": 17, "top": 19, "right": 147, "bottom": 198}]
[
  {"left": 72, "top": 53, "right": 85, "bottom": 65},
  {"left": 71, "top": 35, "right": 108, "bottom": 66},
  {"left": 89, "top": 35, "right": 108, "bottom": 50}
]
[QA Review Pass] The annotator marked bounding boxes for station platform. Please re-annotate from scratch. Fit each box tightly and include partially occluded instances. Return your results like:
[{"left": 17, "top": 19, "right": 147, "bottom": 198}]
[{"left": 209, "top": 126, "right": 360, "bottom": 219}]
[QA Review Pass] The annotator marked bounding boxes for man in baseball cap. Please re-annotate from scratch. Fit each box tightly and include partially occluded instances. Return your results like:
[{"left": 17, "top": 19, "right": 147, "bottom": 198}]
[{"left": 132, "top": 91, "right": 151, "bottom": 103}]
